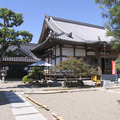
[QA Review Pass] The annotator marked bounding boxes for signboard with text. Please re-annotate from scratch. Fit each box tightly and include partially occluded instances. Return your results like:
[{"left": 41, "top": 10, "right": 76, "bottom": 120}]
[{"left": 112, "top": 61, "right": 116, "bottom": 75}]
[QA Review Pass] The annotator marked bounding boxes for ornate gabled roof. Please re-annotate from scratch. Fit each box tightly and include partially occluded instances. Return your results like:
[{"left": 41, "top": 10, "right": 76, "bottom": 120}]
[
  {"left": 2, "top": 43, "right": 41, "bottom": 63},
  {"left": 32, "top": 14, "right": 113, "bottom": 51},
  {"left": 9, "top": 45, "right": 32, "bottom": 58}
]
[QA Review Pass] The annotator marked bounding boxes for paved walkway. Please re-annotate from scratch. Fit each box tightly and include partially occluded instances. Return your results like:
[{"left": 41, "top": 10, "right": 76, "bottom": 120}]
[
  {"left": 5, "top": 91, "right": 47, "bottom": 120},
  {"left": 0, "top": 81, "right": 48, "bottom": 120}
]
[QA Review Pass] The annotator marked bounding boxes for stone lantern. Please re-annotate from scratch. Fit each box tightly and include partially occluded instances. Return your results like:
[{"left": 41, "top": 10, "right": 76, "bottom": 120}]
[
  {"left": 28, "top": 68, "right": 32, "bottom": 75},
  {"left": 1, "top": 67, "right": 7, "bottom": 82}
]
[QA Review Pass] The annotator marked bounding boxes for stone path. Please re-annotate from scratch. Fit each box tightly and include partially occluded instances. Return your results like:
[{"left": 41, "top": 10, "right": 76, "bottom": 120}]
[
  {"left": 5, "top": 91, "right": 47, "bottom": 120},
  {"left": 98, "top": 88, "right": 120, "bottom": 94}
]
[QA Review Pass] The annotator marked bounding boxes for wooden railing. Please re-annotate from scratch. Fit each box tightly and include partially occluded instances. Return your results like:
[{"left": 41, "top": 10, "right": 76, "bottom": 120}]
[{"left": 43, "top": 69, "right": 91, "bottom": 81}]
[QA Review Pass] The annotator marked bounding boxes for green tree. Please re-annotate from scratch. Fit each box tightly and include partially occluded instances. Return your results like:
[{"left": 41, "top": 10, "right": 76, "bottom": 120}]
[
  {"left": 0, "top": 7, "right": 33, "bottom": 71},
  {"left": 54, "top": 56, "right": 97, "bottom": 86},
  {"left": 95, "top": 0, "right": 120, "bottom": 71},
  {"left": 95, "top": 0, "right": 120, "bottom": 49},
  {"left": 29, "top": 67, "right": 44, "bottom": 81}
]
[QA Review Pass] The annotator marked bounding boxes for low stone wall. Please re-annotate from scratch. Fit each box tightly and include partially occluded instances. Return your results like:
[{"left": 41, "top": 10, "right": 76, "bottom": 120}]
[{"left": 102, "top": 74, "right": 117, "bottom": 81}]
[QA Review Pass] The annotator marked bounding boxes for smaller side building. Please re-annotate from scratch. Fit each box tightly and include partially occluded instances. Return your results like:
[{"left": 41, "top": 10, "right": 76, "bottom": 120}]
[{"left": 1, "top": 43, "right": 40, "bottom": 80}]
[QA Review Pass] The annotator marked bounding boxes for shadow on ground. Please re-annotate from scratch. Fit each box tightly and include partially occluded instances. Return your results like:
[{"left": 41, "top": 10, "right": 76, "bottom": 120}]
[{"left": 0, "top": 91, "right": 8, "bottom": 106}]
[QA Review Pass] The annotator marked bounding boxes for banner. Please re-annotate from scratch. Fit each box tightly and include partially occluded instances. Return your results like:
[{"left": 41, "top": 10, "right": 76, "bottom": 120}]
[{"left": 112, "top": 61, "right": 116, "bottom": 75}]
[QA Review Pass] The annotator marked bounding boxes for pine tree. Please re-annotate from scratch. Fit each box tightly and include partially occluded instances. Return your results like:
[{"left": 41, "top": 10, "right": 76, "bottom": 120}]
[
  {"left": 95, "top": 0, "right": 120, "bottom": 49},
  {"left": 0, "top": 7, "right": 33, "bottom": 72}
]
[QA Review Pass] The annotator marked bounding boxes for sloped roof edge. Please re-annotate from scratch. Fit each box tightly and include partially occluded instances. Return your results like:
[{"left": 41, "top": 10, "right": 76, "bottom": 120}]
[
  {"left": 10, "top": 46, "right": 32, "bottom": 58},
  {"left": 45, "top": 14, "right": 105, "bottom": 30}
]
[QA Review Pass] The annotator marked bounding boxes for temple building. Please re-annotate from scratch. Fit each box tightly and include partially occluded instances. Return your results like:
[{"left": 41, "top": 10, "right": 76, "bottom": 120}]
[{"left": 31, "top": 15, "right": 120, "bottom": 81}]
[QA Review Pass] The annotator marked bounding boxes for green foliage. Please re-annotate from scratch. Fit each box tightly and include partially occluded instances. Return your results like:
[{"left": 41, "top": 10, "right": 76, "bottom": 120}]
[
  {"left": 29, "top": 67, "right": 44, "bottom": 80},
  {"left": 0, "top": 7, "right": 33, "bottom": 62},
  {"left": 53, "top": 56, "right": 98, "bottom": 77},
  {"left": 116, "top": 55, "right": 120, "bottom": 70},
  {"left": 95, "top": 0, "right": 120, "bottom": 49},
  {"left": 22, "top": 75, "right": 30, "bottom": 83},
  {"left": 4, "top": 80, "right": 8, "bottom": 83},
  {"left": 66, "top": 82, "right": 77, "bottom": 87},
  {"left": 22, "top": 67, "right": 44, "bottom": 84},
  {"left": 95, "top": 0, "right": 120, "bottom": 71},
  {"left": 66, "top": 80, "right": 84, "bottom": 87}
]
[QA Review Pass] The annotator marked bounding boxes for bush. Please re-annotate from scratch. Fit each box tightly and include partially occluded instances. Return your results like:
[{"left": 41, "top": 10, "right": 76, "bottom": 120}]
[
  {"left": 66, "top": 82, "right": 77, "bottom": 87},
  {"left": 22, "top": 75, "right": 33, "bottom": 83},
  {"left": 66, "top": 80, "right": 84, "bottom": 87}
]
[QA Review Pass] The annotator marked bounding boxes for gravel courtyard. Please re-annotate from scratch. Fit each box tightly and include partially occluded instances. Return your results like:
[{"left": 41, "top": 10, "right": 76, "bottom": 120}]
[
  {"left": 0, "top": 81, "right": 120, "bottom": 120},
  {"left": 24, "top": 90, "right": 120, "bottom": 120}
]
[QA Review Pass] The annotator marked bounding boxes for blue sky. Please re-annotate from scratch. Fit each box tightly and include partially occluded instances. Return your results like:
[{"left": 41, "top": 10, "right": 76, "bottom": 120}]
[{"left": 0, "top": 0, "right": 104, "bottom": 43}]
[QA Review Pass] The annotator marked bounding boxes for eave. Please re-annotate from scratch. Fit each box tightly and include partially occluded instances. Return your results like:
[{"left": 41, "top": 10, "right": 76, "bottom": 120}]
[{"left": 32, "top": 34, "right": 104, "bottom": 52}]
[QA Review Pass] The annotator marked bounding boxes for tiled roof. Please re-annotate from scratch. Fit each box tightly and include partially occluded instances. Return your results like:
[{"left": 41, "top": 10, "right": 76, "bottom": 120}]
[
  {"left": 32, "top": 15, "right": 113, "bottom": 51},
  {"left": 3, "top": 57, "right": 37, "bottom": 63},
  {"left": 45, "top": 15, "right": 112, "bottom": 43},
  {"left": 2, "top": 43, "right": 41, "bottom": 62}
]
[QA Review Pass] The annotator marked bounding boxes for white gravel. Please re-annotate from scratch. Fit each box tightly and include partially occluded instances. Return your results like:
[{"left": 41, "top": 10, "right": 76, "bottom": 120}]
[
  {"left": 24, "top": 91, "right": 120, "bottom": 120},
  {"left": 1, "top": 81, "right": 120, "bottom": 120}
]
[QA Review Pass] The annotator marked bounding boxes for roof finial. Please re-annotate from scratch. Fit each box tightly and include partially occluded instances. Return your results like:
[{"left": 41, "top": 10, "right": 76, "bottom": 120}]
[
  {"left": 68, "top": 32, "right": 72, "bottom": 38},
  {"left": 98, "top": 36, "right": 101, "bottom": 41}
]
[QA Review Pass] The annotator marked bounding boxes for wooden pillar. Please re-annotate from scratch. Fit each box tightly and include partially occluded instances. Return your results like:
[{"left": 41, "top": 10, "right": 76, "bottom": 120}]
[
  {"left": 51, "top": 54, "right": 52, "bottom": 70},
  {"left": 95, "top": 48, "right": 102, "bottom": 75},
  {"left": 60, "top": 45, "right": 62, "bottom": 74},
  {"left": 98, "top": 56, "right": 102, "bottom": 75},
  {"left": 55, "top": 46, "right": 56, "bottom": 65},
  {"left": 48, "top": 56, "right": 49, "bottom": 70},
  {"left": 85, "top": 46, "right": 87, "bottom": 62},
  {"left": 73, "top": 46, "right": 75, "bottom": 57},
  {"left": 55, "top": 46, "right": 56, "bottom": 74},
  {"left": 60, "top": 45, "right": 62, "bottom": 61}
]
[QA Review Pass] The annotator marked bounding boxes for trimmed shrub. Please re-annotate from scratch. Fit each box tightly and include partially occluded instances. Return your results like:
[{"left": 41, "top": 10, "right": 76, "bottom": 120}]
[
  {"left": 66, "top": 80, "right": 84, "bottom": 87},
  {"left": 22, "top": 75, "right": 33, "bottom": 83},
  {"left": 66, "top": 82, "right": 77, "bottom": 87}
]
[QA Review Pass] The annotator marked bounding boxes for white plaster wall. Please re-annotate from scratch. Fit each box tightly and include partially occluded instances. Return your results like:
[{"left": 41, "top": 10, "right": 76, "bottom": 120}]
[
  {"left": 51, "top": 59, "right": 55, "bottom": 72},
  {"left": 49, "top": 58, "right": 51, "bottom": 64},
  {"left": 62, "top": 47, "right": 73, "bottom": 56},
  {"left": 45, "top": 58, "right": 48, "bottom": 69},
  {"left": 87, "top": 52, "right": 95, "bottom": 55},
  {"left": 56, "top": 57, "right": 60, "bottom": 65},
  {"left": 62, "top": 57, "right": 69, "bottom": 61},
  {"left": 45, "top": 58, "right": 48, "bottom": 63},
  {"left": 56, "top": 57, "right": 60, "bottom": 72},
  {"left": 49, "top": 58, "right": 51, "bottom": 69},
  {"left": 61, "top": 57, "right": 69, "bottom": 72},
  {"left": 56, "top": 48, "right": 60, "bottom": 56},
  {"left": 53, "top": 49, "right": 55, "bottom": 55},
  {"left": 75, "top": 49, "right": 85, "bottom": 56},
  {"left": 52, "top": 59, "right": 55, "bottom": 66}
]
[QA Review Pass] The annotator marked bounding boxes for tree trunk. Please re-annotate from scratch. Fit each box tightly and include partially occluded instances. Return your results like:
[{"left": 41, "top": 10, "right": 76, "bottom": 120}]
[
  {"left": 77, "top": 76, "right": 84, "bottom": 86},
  {"left": 0, "top": 58, "right": 2, "bottom": 80}
]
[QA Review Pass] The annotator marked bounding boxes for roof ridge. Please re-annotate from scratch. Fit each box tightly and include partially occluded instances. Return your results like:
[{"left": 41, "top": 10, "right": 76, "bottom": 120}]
[
  {"left": 45, "top": 15, "right": 63, "bottom": 34},
  {"left": 45, "top": 15, "right": 73, "bottom": 38},
  {"left": 11, "top": 46, "right": 32, "bottom": 58},
  {"left": 20, "top": 43, "right": 37, "bottom": 45},
  {"left": 46, "top": 15, "right": 105, "bottom": 30},
  {"left": 50, "top": 16, "right": 66, "bottom": 33}
]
